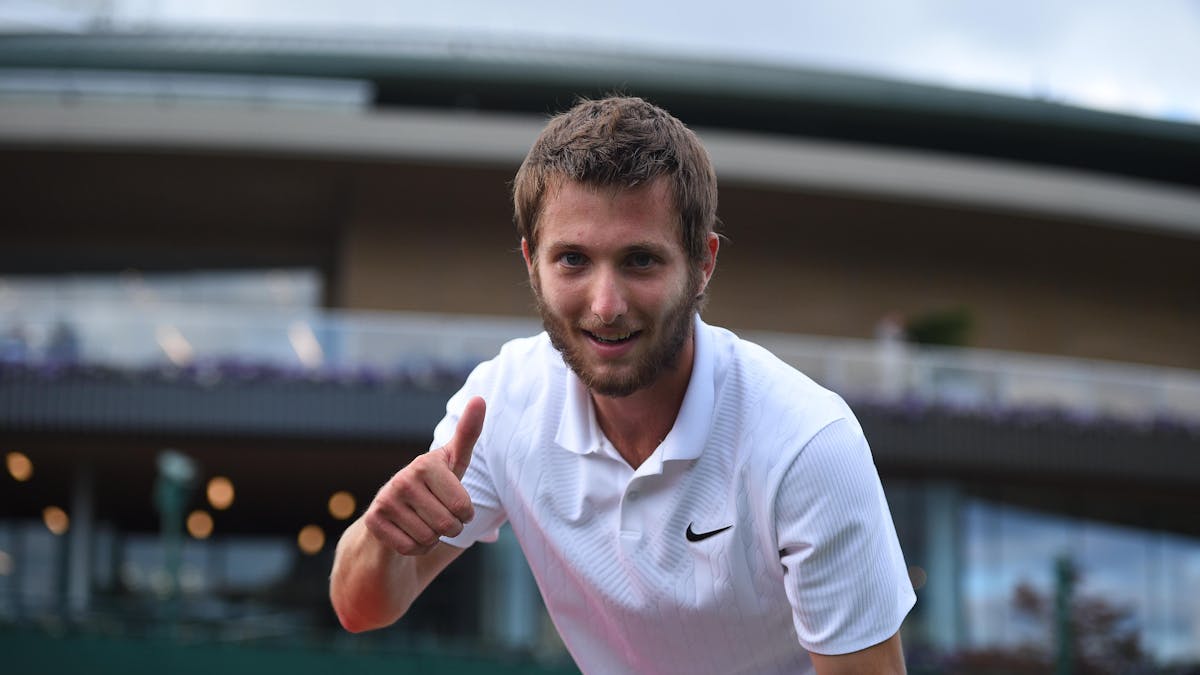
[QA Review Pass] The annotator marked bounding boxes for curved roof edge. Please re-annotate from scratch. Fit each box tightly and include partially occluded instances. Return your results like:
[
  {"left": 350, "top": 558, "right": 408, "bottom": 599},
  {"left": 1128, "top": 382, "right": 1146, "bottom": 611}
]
[
  {"left": 3, "top": 99, "right": 1198, "bottom": 238},
  {"left": 1, "top": 30, "right": 1198, "bottom": 189}
]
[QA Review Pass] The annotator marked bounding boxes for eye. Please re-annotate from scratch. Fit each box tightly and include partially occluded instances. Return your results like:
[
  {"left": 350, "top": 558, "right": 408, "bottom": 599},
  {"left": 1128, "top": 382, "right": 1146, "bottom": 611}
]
[
  {"left": 627, "top": 252, "right": 656, "bottom": 268},
  {"left": 559, "top": 251, "right": 586, "bottom": 267}
]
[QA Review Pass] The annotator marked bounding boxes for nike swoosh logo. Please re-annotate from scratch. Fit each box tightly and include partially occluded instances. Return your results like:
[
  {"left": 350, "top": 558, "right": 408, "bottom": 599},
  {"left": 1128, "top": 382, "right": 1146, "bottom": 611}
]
[{"left": 686, "top": 523, "right": 733, "bottom": 542}]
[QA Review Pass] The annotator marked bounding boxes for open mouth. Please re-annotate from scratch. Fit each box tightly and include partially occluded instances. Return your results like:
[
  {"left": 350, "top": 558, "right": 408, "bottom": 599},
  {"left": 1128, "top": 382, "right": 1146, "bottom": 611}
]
[{"left": 584, "top": 330, "right": 639, "bottom": 345}]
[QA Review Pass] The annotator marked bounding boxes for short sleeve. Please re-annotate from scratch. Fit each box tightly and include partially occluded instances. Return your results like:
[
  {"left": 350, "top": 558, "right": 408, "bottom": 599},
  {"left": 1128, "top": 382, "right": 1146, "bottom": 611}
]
[
  {"left": 775, "top": 417, "right": 916, "bottom": 655},
  {"left": 433, "top": 363, "right": 508, "bottom": 547}
]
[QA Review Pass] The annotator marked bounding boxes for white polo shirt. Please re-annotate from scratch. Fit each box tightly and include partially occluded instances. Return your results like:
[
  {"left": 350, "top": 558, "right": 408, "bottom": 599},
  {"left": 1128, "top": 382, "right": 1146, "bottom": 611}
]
[{"left": 436, "top": 316, "right": 915, "bottom": 674}]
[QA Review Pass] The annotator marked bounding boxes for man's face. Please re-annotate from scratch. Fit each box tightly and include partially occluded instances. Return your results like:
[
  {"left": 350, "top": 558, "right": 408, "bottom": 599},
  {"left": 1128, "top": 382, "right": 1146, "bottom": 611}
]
[{"left": 524, "top": 178, "right": 716, "bottom": 398}]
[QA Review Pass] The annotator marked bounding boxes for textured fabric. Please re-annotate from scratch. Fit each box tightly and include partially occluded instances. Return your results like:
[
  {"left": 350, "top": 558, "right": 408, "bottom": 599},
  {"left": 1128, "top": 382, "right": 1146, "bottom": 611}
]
[{"left": 436, "top": 316, "right": 915, "bottom": 674}]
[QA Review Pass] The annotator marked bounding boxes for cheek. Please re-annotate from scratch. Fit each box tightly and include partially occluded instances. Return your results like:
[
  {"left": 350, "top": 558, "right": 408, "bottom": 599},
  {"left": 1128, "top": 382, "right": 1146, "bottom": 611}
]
[{"left": 532, "top": 271, "right": 579, "bottom": 314}]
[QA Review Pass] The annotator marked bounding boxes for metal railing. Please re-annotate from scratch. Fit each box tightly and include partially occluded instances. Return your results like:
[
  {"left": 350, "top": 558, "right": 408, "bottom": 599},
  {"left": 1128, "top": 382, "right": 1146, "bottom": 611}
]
[
  {"left": 3, "top": 303, "right": 1198, "bottom": 427},
  {"left": 750, "top": 330, "right": 1200, "bottom": 426}
]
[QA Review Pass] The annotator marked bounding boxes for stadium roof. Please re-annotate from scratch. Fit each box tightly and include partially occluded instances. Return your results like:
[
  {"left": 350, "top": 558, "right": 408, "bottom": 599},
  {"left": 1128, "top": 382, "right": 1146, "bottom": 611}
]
[
  {"left": 2, "top": 30, "right": 1199, "bottom": 239},
  {"left": 2, "top": 30, "right": 1198, "bottom": 187}
]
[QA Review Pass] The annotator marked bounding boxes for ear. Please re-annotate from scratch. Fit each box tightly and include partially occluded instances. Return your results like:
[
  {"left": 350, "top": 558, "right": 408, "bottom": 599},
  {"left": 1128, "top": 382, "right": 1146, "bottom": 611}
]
[
  {"left": 698, "top": 232, "right": 719, "bottom": 292},
  {"left": 521, "top": 238, "right": 534, "bottom": 274}
]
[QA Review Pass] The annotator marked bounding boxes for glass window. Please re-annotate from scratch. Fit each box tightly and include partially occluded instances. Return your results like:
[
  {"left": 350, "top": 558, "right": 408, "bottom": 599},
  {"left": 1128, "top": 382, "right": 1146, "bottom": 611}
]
[{"left": 962, "top": 497, "right": 1200, "bottom": 665}]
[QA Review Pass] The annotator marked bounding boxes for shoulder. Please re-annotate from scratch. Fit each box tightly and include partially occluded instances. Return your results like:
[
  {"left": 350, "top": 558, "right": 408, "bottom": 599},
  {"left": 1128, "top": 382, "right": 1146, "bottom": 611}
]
[
  {"left": 710, "top": 324, "right": 859, "bottom": 441},
  {"left": 489, "top": 332, "right": 558, "bottom": 369},
  {"left": 700, "top": 323, "right": 868, "bottom": 504},
  {"left": 433, "top": 332, "right": 563, "bottom": 448}
]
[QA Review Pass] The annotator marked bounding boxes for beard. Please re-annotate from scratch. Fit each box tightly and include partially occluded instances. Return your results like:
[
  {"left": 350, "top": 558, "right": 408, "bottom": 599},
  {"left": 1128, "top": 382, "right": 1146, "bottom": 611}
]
[{"left": 533, "top": 272, "right": 702, "bottom": 398}]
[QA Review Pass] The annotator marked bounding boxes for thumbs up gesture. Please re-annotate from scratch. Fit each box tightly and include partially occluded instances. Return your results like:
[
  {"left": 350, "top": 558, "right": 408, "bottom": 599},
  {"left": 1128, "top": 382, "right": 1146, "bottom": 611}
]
[{"left": 364, "top": 397, "right": 485, "bottom": 556}]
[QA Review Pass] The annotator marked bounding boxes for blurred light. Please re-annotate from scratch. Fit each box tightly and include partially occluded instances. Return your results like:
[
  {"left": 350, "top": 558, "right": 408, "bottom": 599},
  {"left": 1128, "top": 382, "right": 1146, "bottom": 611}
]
[
  {"left": 328, "top": 491, "right": 356, "bottom": 520},
  {"left": 187, "top": 510, "right": 214, "bottom": 539},
  {"left": 0, "top": 550, "right": 12, "bottom": 576},
  {"left": 908, "top": 565, "right": 928, "bottom": 591},
  {"left": 206, "top": 476, "right": 235, "bottom": 510},
  {"left": 155, "top": 324, "right": 194, "bottom": 366},
  {"left": 157, "top": 449, "right": 196, "bottom": 484},
  {"left": 288, "top": 320, "right": 324, "bottom": 369},
  {"left": 6, "top": 451, "right": 32, "bottom": 481},
  {"left": 43, "top": 506, "right": 69, "bottom": 535},
  {"left": 297, "top": 525, "right": 325, "bottom": 555}
]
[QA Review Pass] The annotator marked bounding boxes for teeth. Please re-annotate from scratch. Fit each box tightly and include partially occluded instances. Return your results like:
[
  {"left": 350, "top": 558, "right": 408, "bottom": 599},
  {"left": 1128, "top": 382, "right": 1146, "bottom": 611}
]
[{"left": 592, "top": 332, "right": 632, "bottom": 343}]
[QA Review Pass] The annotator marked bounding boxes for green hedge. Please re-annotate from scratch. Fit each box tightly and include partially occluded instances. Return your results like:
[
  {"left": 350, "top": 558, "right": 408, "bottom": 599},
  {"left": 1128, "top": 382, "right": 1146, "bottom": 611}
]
[{"left": 2, "top": 629, "right": 579, "bottom": 675}]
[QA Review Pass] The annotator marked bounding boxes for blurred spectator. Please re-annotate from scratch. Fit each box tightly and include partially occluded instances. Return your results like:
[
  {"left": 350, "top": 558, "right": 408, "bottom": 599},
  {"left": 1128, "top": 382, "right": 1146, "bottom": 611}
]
[
  {"left": 1, "top": 322, "right": 30, "bottom": 363},
  {"left": 46, "top": 320, "right": 81, "bottom": 363},
  {"left": 875, "top": 310, "right": 909, "bottom": 399}
]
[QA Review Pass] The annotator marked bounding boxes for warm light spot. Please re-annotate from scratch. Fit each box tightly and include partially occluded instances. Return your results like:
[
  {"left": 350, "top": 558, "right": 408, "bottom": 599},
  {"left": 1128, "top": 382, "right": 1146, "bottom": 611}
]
[
  {"left": 0, "top": 550, "right": 12, "bottom": 576},
  {"left": 297, "top": 525, "right": 325, "bottom": 555},
  {"left": 43, "top": 506, "right": 69, "bottom": 535},
  {"left": 909, "top": 565, "right": 928, "bottom": 591},
  {"left": 328, "top": 491, "right": 356, "bottom": 520},
  {"left": 155, "top": 324, "right": 194, "bottom": 366},
  {"left": 6, "top": 452, "right": 32, "bottom": 482},
  {"left": 206, "top": 476, "right": 235, "bottom": 510},
  {"left": 187, "top": 510, "right": 214, "bottom": 540},
  {"left": 287, "top": 321, "right": 325, "bottom": 369}
]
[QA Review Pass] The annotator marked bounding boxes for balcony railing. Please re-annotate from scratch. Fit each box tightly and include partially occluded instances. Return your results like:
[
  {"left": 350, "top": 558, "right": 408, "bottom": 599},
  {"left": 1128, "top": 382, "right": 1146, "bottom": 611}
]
[{"left": 2, "top": 304, "right": 1198, "bottom": 428}]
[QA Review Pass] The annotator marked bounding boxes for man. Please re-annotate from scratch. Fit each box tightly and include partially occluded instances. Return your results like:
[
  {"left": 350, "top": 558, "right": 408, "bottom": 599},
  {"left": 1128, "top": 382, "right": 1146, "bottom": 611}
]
[{"left": 330, "top": 96, "right": 915, "bottom": 674}]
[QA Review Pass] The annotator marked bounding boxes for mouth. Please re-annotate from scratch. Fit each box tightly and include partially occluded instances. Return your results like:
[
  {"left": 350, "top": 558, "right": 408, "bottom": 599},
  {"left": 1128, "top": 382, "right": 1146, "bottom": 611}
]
[{"left": 583, "top": 329, "right": 640, "bottom": 345}]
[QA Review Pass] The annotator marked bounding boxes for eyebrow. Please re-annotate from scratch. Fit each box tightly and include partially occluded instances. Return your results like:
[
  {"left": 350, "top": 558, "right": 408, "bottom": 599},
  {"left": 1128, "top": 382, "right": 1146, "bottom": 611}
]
[{"left": 543, "top": 240, "right": 673, "bottom": 255}]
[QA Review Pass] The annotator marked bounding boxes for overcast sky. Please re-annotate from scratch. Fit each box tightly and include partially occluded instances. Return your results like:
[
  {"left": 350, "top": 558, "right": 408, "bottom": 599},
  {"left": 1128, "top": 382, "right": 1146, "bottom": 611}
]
[{"left": 4, "top": 0, "right": 1200, "bottom": 124}]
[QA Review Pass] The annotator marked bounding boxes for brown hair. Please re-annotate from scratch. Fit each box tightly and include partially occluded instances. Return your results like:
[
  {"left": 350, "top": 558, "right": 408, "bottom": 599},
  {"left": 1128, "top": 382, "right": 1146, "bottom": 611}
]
[{"left": 513, "top": 96, "right": 718, "bottom": 263}]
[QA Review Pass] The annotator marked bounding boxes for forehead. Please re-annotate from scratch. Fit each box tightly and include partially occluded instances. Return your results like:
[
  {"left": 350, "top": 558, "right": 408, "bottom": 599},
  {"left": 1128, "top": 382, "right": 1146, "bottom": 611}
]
[{"left": 537, "top": 178, "right": 680, "bottom": 250}]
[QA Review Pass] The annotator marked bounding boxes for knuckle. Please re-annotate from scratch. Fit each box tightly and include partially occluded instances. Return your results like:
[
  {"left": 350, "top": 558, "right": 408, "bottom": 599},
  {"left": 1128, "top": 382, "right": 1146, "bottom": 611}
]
[
  {"left": 446, "top": 496, "right": 473, "bottom": 520},
  {"left": 364, "top": 510, "right": 386, "bottom": 533},
  {"left": 392, "top": 479, "right": 419, "bottom": 500},
  {"left": 433, "top": 516, "right": 459, "bottom": 535},
  {"left": 409, "top": 454, "right": 436, "bottom": 476}
]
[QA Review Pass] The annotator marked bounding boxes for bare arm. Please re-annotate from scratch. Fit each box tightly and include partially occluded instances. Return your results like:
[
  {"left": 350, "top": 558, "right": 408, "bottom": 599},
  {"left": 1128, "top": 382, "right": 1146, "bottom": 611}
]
[
  {"left": 330, "top": 519, "right": 464, "bottom": 632},
  {"left": 329, "top": 397, "right": 486, "bottom": 633},
  {"left": 810, "top": 631, "right": 906, "bottom": 675}
]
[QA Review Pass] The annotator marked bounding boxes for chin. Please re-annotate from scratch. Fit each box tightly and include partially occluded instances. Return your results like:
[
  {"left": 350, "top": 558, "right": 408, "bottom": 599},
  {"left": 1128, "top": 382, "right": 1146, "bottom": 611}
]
[
  {"left": 588, "top": 379, "right": 643, "bottom": 398},
  {"left": 577, "top": 364, "right": 643, "bottom": 398}
]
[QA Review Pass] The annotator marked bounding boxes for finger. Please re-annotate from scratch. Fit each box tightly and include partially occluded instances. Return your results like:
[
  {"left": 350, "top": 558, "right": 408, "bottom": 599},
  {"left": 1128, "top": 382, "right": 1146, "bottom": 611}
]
[
  {"left": 421, "top": 466, "right": 475, "bottom": 525},
  {"left": 370, "top": 469, "right": 449, "bottom": 551},
  {"left": 386, "top": 502, "right": 446, "bottom": 549},
  {"left": 446, "top": 396, "right": 486, "bottom": 479},
  {"left": 384, "top": 457, "right": 472, "bottom": 537},
  {"left": 409, "top": 487, "right": 467, "bottom": 540},
  {"left": 365, "top": 508, "right": 436, "bottom": 556}
]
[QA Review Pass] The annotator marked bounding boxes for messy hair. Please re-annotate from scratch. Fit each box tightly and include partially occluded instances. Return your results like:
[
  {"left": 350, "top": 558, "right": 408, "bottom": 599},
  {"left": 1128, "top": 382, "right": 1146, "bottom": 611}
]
[{"left": 513, "top": 96, "right": 718, "bottom": 263}]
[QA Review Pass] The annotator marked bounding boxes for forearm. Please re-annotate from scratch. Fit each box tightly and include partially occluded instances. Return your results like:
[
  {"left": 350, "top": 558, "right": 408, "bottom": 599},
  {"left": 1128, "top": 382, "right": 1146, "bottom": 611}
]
[
  {"left": 810, "top": 631, "right": 906, "bottom": 675},
  {"left": 330, "top": 517, "right": 419, "bottom": 632},
  {"left": 332, "top": 400, "right": 482, "bottom": 633}
]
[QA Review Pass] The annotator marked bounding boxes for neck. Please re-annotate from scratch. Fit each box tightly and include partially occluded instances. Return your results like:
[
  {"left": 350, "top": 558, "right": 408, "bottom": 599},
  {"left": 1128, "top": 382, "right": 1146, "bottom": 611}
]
[{"left": 591, "top": 334, "right": 695, "bottom": 469}]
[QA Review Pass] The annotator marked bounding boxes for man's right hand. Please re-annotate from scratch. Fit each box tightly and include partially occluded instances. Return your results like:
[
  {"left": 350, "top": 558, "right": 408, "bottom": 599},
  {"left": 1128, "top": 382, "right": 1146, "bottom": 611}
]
[{"left": 363, "top": 396, "right": 486, "bottom": 556}]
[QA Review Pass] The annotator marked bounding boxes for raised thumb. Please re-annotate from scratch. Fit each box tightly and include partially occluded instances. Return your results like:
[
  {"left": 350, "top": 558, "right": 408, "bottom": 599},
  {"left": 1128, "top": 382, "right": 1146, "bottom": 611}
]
[{"left": 446, "top": 396, "right": 486, "bottom": 479}]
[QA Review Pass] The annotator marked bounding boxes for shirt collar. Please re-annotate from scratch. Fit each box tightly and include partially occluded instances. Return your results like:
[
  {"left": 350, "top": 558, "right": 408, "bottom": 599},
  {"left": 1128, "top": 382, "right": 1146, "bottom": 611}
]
[{"left": 554, "top": 314, "right": 716, "bottom": 463}]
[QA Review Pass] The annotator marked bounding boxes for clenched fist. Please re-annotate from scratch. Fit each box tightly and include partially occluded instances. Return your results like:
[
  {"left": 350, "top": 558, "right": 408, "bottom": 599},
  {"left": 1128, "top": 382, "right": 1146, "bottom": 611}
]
[{"left": 364, "top": 396, "right": 485, "bottom": 556}]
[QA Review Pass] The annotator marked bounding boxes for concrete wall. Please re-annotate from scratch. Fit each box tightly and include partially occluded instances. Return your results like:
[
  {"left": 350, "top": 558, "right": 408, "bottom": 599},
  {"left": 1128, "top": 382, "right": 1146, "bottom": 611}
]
[{"left": 3, "top": 149, "right": 1197, "bottom": 369}]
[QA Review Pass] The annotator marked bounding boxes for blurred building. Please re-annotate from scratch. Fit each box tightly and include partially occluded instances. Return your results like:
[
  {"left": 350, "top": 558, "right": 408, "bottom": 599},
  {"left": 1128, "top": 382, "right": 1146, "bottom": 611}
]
[{"left": 2, "top": 28, "right": 1199, "bottom": 674}]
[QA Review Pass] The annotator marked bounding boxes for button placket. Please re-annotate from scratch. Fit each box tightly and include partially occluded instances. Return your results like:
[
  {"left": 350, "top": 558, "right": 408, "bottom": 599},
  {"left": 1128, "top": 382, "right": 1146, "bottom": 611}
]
[{"left": 620, "top": 477, "right": 647, "bottom": 535}]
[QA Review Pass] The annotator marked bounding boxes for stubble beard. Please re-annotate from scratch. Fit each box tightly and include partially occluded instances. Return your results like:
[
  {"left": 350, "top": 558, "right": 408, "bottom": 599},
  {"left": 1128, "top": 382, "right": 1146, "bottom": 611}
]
[{"left": 532, "top": 271, "right": 702, "bottom": 398}]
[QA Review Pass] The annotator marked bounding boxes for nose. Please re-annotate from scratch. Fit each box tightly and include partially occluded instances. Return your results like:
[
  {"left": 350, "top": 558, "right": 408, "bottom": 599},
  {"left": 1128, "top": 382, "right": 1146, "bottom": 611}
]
[{"left": 589, "top": 268, "right": 628, "bottom": 325}]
